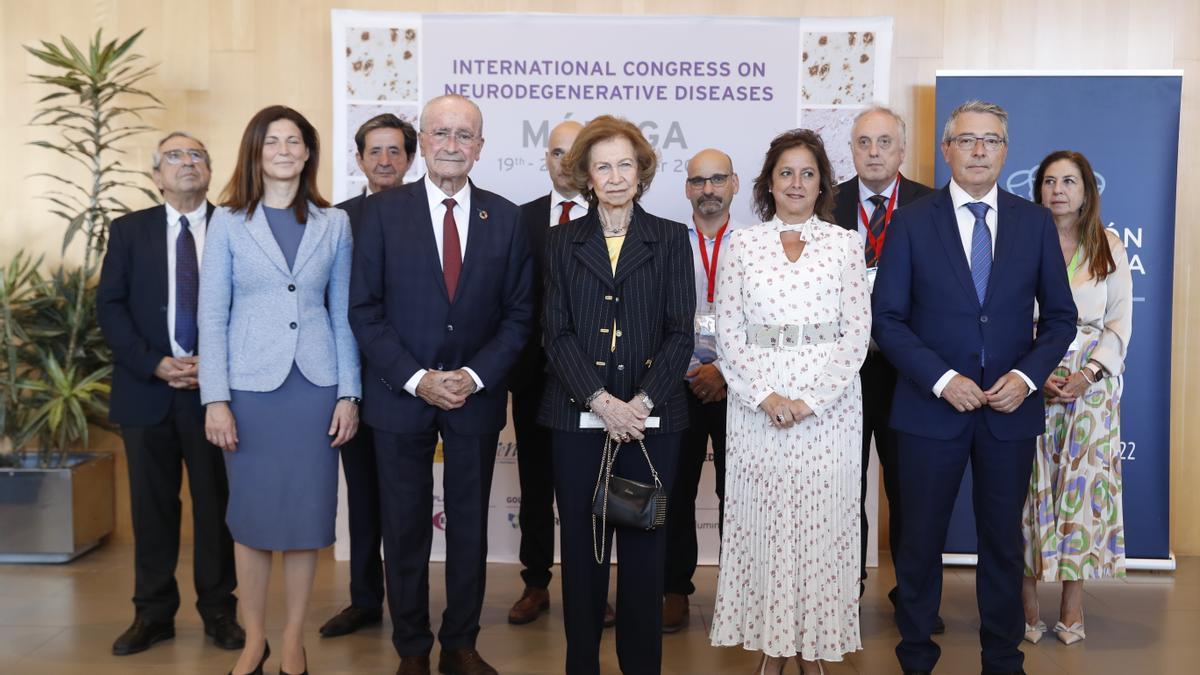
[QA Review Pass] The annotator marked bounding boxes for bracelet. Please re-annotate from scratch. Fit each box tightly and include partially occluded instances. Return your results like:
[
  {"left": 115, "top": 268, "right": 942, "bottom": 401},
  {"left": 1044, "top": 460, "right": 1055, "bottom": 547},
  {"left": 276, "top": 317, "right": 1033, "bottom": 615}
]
[
  {"left": 585, "top": 388, "right": 607, "bottom": 409},
  {"left": 1080, "top": 368, "right": 1098, "bottom": 385},
  {"left": 338, "top": 396, "right": 361, "bottom": 405}
]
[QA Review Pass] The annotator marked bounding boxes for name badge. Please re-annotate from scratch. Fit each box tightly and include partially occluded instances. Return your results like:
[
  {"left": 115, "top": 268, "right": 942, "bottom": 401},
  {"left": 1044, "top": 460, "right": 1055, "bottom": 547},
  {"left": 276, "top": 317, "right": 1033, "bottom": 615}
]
[
  {"left": 580, "top": 412, "right": 661, "bottom": 429},
  {"left": 696, "top": 313, "right": 717, "bottom": 338},
  {"left": 866, "top": 266, "right": 879, "bottom": 292}
]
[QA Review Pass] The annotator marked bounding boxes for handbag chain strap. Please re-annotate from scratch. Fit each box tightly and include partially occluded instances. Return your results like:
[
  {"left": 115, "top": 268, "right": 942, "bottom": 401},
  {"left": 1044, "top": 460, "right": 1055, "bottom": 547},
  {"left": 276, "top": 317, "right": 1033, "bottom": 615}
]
[{"left": 591, "top": 437, "right": 662, "bottom": 565}]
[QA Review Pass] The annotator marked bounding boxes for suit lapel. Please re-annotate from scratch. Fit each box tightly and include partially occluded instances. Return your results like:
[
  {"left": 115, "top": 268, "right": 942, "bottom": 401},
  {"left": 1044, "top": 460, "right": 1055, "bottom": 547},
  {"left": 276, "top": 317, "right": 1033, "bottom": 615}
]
[
  {"left": 985, "top": 191, "right": 1020, "bottom": 307},
  {"left": 572, "top": 211, "right": 616, "bottom": 290},
  {"left": 410, "top": 181, "right": 450, "bottom": 301},
  {"left": 291, "top": 205, "right": 327, "bottom": 276},
  {"left": 457, "top": 187, "right": 489, "bottom": 296},
  {"left": 149, "top": 205, "right": 169, "bottom": 312},
  {"left": 204, "top": 202, "right": 215, "bottom": 231},
  {"left": 931, "top": 188, "right": 981, "bottom": 308},
  {"left": 244, "top": 204, "right": 292, "bottom": 275},
  {"left": 834, "top": 177, "right": 859, "bottom": 230},
  {"left": 612, "top": 206, "right": 656, "bottom": 287}
]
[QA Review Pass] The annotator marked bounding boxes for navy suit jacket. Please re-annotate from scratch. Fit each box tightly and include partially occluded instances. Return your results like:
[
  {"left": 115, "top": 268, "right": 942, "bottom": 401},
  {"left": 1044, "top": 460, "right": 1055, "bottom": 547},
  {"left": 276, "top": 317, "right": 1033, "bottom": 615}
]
[
  {"left": 508, "top": 194, "right": 552, "bottom": 395},
  {"left": 348, "top": 179, "right": 534, "bottom": 435},
  {"left": 97, "top": 202, "right": 214, "bottom": 426},
  {"left": 870, "top": 186, "right": 1077, "bottom": 441}
]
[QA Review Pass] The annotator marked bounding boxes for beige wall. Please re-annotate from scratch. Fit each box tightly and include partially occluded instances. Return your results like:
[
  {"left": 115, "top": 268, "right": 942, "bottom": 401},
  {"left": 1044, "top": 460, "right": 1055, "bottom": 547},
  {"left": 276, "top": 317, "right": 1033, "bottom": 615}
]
[{"left": 2, "top": 0, "right": 1197, "bottom": 553}]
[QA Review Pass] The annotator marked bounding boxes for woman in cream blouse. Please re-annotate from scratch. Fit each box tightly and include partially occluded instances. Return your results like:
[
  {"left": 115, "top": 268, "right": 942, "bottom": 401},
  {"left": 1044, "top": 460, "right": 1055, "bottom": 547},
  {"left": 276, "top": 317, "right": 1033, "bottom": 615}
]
[{"left": 1020, "top": 150, "right": 1133, "bottom": 647}]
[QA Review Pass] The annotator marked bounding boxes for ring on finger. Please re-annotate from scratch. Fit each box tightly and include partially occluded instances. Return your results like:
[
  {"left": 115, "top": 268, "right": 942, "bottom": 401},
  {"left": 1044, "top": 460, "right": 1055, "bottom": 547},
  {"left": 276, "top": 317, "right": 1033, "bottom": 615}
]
[{"left": 776, "top": 412, "right": 785, "bottom": 423}]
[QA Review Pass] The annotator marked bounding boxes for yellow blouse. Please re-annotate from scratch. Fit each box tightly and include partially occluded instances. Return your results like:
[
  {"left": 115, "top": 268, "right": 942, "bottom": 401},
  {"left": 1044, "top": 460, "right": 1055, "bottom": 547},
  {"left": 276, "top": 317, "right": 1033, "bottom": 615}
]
[{"left": 605, "top": 235, "right": 625, "bottom": 352}]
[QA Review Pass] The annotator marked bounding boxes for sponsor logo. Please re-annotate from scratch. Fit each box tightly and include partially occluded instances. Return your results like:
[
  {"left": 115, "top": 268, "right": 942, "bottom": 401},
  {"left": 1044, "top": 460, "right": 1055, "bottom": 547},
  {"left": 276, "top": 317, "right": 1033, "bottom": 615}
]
[
  {"left": 507, "top": 513, "right": 520, "bottom": 529},
  {"left": 1006, "top": 166, "right": 1106, "bottom": 201},
  {"left": 432, "top": 511, "right": 447, "bottom": 530}
]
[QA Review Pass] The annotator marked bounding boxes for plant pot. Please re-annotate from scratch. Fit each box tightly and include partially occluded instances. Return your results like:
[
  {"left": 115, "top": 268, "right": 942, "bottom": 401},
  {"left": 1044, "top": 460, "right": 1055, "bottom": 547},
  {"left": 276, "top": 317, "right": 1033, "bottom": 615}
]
[{"left": 0, "top": 452, "right": 115, "bottom": 563}]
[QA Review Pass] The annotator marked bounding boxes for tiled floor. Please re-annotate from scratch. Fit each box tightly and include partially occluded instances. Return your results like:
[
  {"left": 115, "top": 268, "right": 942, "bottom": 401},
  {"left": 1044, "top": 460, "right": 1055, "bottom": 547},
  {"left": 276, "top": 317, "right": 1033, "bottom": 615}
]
[{"left": 0, "top": 544, "right": 1196, "bottom": 674}]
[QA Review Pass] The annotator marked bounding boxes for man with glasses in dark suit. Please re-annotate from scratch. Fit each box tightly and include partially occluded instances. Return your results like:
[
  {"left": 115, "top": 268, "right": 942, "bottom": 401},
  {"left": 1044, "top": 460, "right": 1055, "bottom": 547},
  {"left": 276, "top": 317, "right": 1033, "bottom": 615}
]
[{"left": 98, "top": 132, "right": 244, "bottom": 656}]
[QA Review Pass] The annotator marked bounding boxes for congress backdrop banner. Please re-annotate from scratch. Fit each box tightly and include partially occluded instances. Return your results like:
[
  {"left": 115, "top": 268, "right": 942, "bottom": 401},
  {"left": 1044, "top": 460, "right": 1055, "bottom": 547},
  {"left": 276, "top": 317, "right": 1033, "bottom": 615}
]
[
  {"left": 331, "top": 11, "right": 894, "bottom": 563},
  {"left": 935, "top": 72, "right": 1181, "bottom": 566}
]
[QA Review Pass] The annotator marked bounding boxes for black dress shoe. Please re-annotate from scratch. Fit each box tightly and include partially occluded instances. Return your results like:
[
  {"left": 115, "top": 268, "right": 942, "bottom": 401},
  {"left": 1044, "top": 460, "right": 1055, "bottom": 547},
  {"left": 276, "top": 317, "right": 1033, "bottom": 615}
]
[
  {"left": 982, "top": 671, "right": 1026, "bottom": 675},
  {"left": 228, "top": 641, "right": 270, "bottom": 675},
  {"left": 903, "top": 671, "right": 932, "bottom": 675},
  {"left": 319, "top": 605, "right": 382, "bottom": 637},
  {"left": 888, "top": 588, "right": 946, "bottom": 634},
  {"left": 205, "top": 611, "right": 247, "bottom": 650},
  {"left": 112, "top": 617, "right": 175, "bottom": 655}
]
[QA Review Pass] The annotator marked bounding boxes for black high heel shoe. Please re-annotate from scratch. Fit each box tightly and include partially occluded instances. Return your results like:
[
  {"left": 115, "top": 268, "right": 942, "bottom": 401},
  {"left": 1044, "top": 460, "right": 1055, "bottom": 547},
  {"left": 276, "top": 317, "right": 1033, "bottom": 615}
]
[
  {"left": 280, "top": 647, "right": 307, "bottom": 675},
  {"left": 228, "top": 640, "right": 270, "bottom": 675}
]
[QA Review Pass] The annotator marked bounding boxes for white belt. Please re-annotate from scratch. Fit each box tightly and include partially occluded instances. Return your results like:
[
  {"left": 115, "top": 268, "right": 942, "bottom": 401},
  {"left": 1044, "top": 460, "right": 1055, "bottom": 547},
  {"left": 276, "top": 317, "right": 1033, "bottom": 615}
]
[{"left": 746, "top": 322, "right": 841, "bottom": 350}]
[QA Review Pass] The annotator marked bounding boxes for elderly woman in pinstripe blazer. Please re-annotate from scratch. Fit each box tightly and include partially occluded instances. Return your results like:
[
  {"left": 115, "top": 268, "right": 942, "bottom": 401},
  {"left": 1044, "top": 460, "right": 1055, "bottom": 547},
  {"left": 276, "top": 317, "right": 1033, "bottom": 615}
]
[{"left": 538, "top": 115, "right": 695, "bottom": 675}]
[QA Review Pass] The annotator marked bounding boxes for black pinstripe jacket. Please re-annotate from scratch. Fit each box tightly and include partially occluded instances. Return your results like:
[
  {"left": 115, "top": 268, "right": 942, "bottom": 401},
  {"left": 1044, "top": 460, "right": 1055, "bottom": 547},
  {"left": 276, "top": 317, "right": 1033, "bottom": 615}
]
[{"left": 537, "top": 203, "right": 695, "bottom": 434}]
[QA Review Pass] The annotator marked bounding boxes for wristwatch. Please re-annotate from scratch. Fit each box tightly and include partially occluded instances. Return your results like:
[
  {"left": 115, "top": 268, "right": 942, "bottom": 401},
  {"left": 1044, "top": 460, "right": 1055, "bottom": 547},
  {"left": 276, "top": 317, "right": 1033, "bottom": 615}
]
[
  {"left": 637, "top": 391, "right": 654, "bottom": 412},
  {"left": 338, "top": 396, "right": 361, "bottom": 405}
]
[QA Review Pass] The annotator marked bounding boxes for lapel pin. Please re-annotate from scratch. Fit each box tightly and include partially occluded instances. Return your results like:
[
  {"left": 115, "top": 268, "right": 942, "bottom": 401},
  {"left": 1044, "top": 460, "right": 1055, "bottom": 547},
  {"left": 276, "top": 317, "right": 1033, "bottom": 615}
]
[{"left": 479, "top": 210, "right": 488, "bottom": 220}]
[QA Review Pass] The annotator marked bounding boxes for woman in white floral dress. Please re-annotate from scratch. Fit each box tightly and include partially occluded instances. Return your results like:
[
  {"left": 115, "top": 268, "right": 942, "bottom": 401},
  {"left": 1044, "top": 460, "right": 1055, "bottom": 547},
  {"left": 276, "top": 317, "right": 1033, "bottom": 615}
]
[{"left": 709, "top": 129, "right": 870, "bottom": 675}]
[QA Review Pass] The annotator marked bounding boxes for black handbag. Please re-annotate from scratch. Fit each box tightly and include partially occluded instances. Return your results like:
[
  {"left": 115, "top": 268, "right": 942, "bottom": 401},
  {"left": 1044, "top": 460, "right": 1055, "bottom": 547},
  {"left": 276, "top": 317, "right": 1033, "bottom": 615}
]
[{"left": 590, "top": 436, "right": 668, "bottom": 564}]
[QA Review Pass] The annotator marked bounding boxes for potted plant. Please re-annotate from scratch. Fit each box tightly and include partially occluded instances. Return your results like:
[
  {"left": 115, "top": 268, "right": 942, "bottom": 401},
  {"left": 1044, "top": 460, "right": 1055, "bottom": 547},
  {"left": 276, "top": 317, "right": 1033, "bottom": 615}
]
[{"left": 0, "top": 29, "right": 160, "bottom": 562}]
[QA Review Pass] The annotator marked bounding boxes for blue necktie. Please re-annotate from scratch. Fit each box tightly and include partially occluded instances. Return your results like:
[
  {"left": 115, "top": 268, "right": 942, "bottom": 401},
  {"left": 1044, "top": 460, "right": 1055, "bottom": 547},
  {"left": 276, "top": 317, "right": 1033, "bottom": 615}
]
[
  {"left": 175, "top": 215, "right": 199, "bottom": 354},
  {"left": 966, "top": 202, "right": 992, "bottom": 305}
]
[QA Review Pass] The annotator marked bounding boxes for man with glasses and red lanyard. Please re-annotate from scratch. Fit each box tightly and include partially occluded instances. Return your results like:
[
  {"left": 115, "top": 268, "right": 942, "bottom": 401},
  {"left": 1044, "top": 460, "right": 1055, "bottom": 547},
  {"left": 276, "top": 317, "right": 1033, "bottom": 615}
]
[
  {"left": 832, "top": 106, "right": 936, "bottom": 627},
  {"left": 661, "top": 148, "right": 748, "bottom": 633}
]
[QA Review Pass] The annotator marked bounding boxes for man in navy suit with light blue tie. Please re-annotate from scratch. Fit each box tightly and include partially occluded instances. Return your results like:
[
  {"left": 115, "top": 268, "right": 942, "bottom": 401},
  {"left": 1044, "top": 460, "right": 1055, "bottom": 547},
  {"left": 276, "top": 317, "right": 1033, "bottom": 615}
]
[
  {"left": 871, "top": 100, "right": 1076, "bottom": 675},
  {"left": 349, "top": 94, "right": 532, "bottom": 675}
]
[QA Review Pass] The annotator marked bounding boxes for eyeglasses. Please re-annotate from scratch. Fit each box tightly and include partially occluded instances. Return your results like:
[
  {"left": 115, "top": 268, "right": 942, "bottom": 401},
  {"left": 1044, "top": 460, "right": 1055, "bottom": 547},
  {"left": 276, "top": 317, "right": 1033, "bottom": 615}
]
[
  {"left": 686, "top": 173, "right": 730, "bottom": 188},
  {"left": 854, "top": 136, "right": 895, "bottom": 151},
  {"left": 948, "top": 134, "right": 1006, "bottom": 152},
  {"left": 424, "top": 129, "right": 479, "bottom": 146},
  {"left": 161, "top": 149, "right": 208, "bottom": 165}
]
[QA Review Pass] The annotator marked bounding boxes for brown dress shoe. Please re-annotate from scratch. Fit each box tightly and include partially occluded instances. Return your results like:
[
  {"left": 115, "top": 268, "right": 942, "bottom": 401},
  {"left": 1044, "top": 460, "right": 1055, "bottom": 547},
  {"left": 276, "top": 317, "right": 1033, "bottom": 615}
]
[
  {"left": 603, "top": 601, "right": 616, "bottom": 628},
  {"left": 507, "top": 586, "right": 550, "bottom": 625},
  {"left": 397, "top": 653, "right": 431, "bottom": 675},
  {"left": 662, "top": 593, "right": 689, "bottom": 633},
  {"left": 438, "top": 647, "right": 498, "bottom": 675}
]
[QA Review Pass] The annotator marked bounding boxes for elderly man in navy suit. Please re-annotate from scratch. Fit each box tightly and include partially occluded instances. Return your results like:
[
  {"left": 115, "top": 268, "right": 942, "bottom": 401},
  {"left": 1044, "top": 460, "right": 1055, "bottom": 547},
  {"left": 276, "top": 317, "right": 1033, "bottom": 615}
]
[
  {"left": 349, "top": 94, "right": 533, "bottom": 675},
  {"left": 872, "top": 100, "right": 1076, "bottom": 675},
  {"left": 321, "top": 113, "right": 417, "bottom": 640},
  {"left": 97, "top": 132, "right": 243, "bottom": 656}
]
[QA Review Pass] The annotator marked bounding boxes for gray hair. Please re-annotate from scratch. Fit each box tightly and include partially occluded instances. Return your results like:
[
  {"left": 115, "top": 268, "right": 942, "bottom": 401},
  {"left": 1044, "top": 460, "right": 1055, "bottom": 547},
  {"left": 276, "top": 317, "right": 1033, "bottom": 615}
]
[
  {"left": 851, "top": 105, "right": 908, "bottom": 148},
  {"left": 151, "top": 131, "right": 209, "bottom": 170},
  {"left": 419, "top": 94, "right": 484, "bottom": 136},
  {"left": 941, "top": 100, "right": 1009, "bottom": 144}
]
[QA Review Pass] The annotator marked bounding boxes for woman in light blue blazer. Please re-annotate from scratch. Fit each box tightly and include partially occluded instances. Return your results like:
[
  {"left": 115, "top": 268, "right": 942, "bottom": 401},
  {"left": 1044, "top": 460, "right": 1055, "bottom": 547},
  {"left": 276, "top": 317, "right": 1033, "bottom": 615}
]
[{"left": 199, "top": 105, "right": 359, "bottom": 675}]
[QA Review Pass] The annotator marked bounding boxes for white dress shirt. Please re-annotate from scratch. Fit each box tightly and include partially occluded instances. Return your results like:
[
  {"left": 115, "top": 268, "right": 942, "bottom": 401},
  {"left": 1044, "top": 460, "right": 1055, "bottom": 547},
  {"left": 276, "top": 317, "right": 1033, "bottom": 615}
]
[
  {"left": 931, "top": 180, "right": 1034, "bottom": 398},
  {"left": 403, "top": 175, "right": 483, "bottom": 396},
  {"left": 856, "top": 175, "right": 900, "bottom": 244},
  {"left": 548, "top": 187, "right": 589, "bottom": 228},
  {"left": 165, "top": 201, "right": 207, "bottom": 358}
]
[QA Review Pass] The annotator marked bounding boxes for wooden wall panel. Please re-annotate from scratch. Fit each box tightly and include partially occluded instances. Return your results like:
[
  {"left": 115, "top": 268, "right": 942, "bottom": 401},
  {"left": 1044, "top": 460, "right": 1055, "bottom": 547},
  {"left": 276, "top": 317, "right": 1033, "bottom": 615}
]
[{"left": 1, "top": 0, "right": 1197, "bottom": 554}]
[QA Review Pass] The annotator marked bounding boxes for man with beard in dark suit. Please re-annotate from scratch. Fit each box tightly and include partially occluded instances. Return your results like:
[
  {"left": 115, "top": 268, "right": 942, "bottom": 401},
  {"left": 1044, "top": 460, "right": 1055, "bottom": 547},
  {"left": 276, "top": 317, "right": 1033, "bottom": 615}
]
[
  {"left": 832, "top": 106, "right": 939, "bottom": 631},
  {"left": 320, "top": 113, "right": 417, "bottom": 639}
]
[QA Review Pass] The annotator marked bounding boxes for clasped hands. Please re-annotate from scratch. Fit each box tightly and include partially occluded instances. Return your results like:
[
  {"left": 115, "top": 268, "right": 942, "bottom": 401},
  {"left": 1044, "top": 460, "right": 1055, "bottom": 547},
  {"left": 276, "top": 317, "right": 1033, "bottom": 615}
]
[
  {"left": 759, "top": 392, "right": 813, "bottom": 429},
  {"left": 942, "top": 372, "right": 1029, "bottom": 414},
  {"left": 686, "top": 363, "right": 727, "bottom": 404},
  {"left": 416, "top": 368, "right": 478, "bottom": 411},
  {"left": 590, "top": 391, "right": 650, "bottom": 443},
  {"left": 1043, "top": 370, "right": 1090, "bottom": 404},
  {"left": 155, "top": 355, "right": 199, "bottom": 389}
]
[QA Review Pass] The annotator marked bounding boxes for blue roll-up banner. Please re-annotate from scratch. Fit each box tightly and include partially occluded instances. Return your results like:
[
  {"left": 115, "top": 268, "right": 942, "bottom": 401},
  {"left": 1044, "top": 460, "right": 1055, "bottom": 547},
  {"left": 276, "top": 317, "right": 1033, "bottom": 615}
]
[{"left": 934, "top": 72, "right": 1181, "bottom": 568}]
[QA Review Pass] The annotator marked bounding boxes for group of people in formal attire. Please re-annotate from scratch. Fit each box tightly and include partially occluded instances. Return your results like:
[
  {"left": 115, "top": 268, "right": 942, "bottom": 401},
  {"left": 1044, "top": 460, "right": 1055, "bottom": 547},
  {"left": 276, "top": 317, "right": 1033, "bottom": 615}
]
[{"left": 95, "top": 93, "right": 1132, "bottom": 675}]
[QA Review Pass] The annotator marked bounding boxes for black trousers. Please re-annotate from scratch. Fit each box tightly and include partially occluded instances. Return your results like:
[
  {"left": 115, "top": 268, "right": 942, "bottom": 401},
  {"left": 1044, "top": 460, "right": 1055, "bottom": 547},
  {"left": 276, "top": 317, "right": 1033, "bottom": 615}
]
[
  {"left": 893, "top": 421, "right": 1035, "bottom": 673},
  {"left": 664, "top": 390, "right": 726, "bottom": 596},
  {"left": 553, "top": 430, "right": 680, "bottom": 675},
  {"left": 511, "top": 383, "right": 555, "bottom": 589},
  {"left": 121, "top": 388, "right": 237, "bottom": 623},
  {"left": 859, "top": 350, "right": 901, "bottom": 591},
  {"left": 339, "top": 421, "right": 385, "bottom": 610},
  {"left": 374, "top": 424, "right": 498, "bottom": 657}
]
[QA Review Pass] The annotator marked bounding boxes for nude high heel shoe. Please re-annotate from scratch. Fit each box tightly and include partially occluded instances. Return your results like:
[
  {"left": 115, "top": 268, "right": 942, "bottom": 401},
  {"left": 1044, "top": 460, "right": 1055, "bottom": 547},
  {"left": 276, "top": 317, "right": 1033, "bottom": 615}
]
[
  {"left": 1054, "top": 620, "right": 1086, "bottom": 645},
  {"left": 1024, "top": 619, "right": 1048, "bottom": 644}
]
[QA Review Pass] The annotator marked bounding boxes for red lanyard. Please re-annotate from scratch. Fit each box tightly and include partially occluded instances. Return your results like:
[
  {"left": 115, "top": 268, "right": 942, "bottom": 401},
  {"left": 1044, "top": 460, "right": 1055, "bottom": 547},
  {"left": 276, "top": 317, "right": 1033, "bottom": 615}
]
[
  {"left": 859, "top": 176, "right": 900, "bottom": 261},
  {"left": 696, "top": 219, "right": 729, "bottom": 304}
]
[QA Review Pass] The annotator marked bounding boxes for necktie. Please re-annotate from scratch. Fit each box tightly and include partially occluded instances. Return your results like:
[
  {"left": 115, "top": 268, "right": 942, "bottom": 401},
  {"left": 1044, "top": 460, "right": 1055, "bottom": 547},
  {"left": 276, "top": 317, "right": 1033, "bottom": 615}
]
[
  {"left": 558, "top": 201, "right": 575, "bottom": 225},
  {"left": 865, "top": 194, "right": 888, "bottom": 266},
  {"left": 175, "top": 215, "right": 199, "bottom": 354},
  {"left": 442, "top": 198, "right": 462, "bottom": 301},
  {"left": 967, "top": 201, "right": 992, "bottom": 305}
]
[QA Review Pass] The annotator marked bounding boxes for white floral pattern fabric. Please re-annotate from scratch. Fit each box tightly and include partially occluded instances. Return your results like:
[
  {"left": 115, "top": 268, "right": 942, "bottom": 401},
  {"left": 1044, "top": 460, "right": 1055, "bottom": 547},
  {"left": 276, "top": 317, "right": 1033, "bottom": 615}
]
[{"left": 708, "top": 216, "right": 870, "bottom": 661}]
